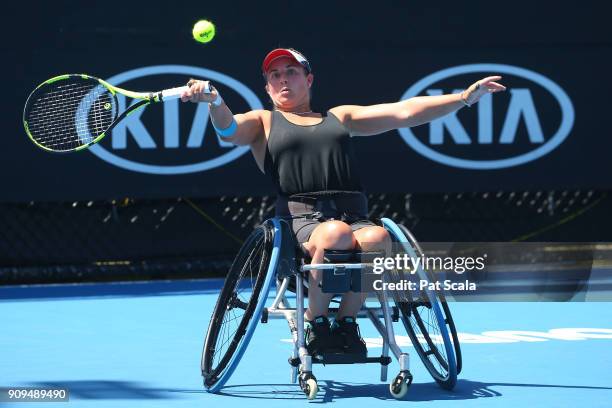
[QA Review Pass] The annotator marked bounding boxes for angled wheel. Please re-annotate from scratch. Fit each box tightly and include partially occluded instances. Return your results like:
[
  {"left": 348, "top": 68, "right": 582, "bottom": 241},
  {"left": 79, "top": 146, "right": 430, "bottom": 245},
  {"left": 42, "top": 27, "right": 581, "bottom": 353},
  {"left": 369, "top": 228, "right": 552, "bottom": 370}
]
[
  {"left": 381, "top": 218, "right": 459, "bottom": 390},
  {"left": 396, "top": 224, "right": 462, "bottom": 375},
  {"left": 201, "top": 219, "right": 280, "bottom": 392}
]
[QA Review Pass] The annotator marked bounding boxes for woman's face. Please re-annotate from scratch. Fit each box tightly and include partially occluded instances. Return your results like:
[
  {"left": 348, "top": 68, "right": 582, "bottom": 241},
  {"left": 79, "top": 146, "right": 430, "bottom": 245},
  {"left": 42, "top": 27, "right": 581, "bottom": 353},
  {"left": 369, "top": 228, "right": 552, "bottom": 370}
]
[{"left": 265, "top": 56, "right": 313, "bottom": 109}]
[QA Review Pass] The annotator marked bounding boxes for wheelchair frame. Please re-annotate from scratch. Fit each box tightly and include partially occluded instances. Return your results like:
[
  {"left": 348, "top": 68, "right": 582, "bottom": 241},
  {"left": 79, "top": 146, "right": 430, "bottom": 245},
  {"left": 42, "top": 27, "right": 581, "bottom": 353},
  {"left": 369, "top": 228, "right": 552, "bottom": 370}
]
[{"left": 201, "top": 217, "right": 461, "bottom": 400}]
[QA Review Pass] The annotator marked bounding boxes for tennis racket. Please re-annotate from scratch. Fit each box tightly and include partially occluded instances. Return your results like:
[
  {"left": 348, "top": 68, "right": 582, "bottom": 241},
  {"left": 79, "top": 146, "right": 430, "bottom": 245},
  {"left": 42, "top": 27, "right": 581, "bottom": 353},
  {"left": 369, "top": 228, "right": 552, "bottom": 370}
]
[{"left": 23, "top": 74, "right": 210, "bottom": 153}]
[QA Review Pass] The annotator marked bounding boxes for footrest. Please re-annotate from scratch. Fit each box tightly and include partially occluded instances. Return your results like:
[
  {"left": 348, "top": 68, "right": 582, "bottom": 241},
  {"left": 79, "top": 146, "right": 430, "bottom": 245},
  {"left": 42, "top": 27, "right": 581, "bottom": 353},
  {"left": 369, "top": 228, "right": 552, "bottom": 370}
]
[
  {"left": 288, "top": 355, "right": 392, "bottom": 366},
  {"left": 318, "top": 352, "right": 369, "bottom": 364}
]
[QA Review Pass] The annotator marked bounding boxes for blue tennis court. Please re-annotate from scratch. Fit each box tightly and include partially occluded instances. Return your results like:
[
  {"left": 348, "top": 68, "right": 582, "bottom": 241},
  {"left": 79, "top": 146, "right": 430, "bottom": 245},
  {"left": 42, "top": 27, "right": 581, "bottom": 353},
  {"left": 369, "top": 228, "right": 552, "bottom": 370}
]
[{"left": 1, "top": 279, "right": 610, "bottom": 407}]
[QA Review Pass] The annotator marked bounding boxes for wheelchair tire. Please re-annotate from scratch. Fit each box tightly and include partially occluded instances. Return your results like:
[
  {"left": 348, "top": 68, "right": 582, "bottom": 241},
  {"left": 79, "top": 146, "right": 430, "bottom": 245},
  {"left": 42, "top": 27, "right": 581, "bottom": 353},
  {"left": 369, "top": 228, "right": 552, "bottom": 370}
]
[
  {"left": 201, "top": 220, "right": 277, "bottom": 391},
  {"left": 381, "top": 218, "right": 458, "bottom": 390}
]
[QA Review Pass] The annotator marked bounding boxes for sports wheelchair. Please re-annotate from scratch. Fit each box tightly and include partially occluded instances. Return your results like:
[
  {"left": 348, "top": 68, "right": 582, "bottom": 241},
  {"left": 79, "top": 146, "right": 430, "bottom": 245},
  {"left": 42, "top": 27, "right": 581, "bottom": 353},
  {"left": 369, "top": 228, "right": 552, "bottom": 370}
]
[{"left": 201, "top": 217, "right": 462, "bottom": 400}]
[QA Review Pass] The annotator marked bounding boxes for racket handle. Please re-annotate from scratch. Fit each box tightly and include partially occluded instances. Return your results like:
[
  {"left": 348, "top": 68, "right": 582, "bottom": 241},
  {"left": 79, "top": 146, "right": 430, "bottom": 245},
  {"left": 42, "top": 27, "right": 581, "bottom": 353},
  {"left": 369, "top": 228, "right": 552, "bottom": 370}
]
[
  {"left": 159, "top": 83, "right": 212, "bottom": 101},
  {"left": 160, "top": 86, "right": 191, "bottom": 101}
]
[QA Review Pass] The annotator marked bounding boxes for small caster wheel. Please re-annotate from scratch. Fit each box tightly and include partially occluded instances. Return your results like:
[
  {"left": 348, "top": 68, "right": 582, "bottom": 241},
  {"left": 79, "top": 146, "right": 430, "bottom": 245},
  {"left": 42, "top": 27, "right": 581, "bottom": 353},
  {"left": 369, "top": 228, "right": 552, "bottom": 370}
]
[
  {"left": 305, "top": 378, "right": 318, "bottom": 400},
  {"left": 299, "top": 372, "right": 318, "bottom": 400},
  {"left": 389, "top": 371, "right": 412, "bottom": 399},
  {"left": 389, "top": 380, "right": 408, "bottom": 399}
]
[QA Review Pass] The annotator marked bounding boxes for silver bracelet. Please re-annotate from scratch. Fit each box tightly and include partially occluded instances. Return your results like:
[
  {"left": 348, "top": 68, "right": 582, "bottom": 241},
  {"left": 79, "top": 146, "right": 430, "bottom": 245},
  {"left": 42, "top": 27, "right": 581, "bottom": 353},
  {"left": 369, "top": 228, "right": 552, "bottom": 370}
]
[{"left": 460, "top": 91, "right": 471, "bottom": 107}]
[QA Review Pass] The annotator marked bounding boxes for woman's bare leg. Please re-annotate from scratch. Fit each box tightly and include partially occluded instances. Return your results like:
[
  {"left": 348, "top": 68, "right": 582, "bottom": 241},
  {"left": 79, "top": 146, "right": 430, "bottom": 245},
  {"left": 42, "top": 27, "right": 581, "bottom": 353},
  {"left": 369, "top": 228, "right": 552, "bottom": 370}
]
[
  {"left": 337, "top": 226, "right": 391, "bottom": 319},
  {"left": 302, "top": 220, "right": 356, "bottom": 321}
]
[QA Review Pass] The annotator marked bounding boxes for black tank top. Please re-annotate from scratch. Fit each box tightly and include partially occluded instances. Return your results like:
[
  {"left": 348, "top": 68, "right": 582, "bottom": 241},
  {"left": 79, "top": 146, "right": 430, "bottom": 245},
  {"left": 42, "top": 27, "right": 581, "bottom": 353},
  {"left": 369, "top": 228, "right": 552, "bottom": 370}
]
[{"left": 264, "top": 111, "right": 363, "bottom": 196}]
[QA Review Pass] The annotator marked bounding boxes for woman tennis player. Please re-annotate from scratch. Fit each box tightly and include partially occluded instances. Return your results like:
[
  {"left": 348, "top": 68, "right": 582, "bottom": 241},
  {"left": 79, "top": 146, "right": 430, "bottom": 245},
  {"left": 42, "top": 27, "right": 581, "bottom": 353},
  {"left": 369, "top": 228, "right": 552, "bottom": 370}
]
[{"left": 181, "top": 48, "right": 505, "bottom": 358}]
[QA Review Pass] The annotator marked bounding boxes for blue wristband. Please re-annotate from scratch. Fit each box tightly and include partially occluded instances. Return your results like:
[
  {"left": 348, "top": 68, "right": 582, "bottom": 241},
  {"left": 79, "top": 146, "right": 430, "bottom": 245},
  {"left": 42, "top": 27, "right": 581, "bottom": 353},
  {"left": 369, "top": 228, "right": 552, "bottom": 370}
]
[{"left": 214, "top": 118, "right": 237, "bottom": 138}]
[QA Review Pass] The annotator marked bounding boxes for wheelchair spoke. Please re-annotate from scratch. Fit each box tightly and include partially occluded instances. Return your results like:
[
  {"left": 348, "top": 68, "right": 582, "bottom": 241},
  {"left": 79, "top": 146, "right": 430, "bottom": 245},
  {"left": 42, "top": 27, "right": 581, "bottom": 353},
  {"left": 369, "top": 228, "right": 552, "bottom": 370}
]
[
  {"left": 216, "top": 310, "right": 233, "bottom": 360},
  {"left": 234, "top": 241, "right": 264, "bottom": 302},
  {"left": 409, "top": 303, "right": 449, "bottom": 374},
  {"left": 213, "top": 306, "right": 248, "bottom": 367},
  {"left": 215, "top": 311, "right": 240, "bottom": 362},
  {"left": 222, "top": 310, "right": 245, "bottom": 326}
]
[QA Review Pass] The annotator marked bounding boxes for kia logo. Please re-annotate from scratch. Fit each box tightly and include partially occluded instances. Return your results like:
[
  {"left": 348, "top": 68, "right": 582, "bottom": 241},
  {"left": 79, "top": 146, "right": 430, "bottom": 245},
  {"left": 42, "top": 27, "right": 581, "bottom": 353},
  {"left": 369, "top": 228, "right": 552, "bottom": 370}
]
[
  {"left": 88, "top": 65, "right": 262, "bottom": 174},
  {"left": 398, "top": 64, "right": 575, "bottom": 169}
]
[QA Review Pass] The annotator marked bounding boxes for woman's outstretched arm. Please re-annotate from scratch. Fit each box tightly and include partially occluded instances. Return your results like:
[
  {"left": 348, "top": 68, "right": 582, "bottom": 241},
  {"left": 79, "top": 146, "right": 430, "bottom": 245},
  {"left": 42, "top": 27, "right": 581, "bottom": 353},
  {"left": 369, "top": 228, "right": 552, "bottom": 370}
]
[{"left": 331, "top": 76, "right": 506, "bottom": 137}]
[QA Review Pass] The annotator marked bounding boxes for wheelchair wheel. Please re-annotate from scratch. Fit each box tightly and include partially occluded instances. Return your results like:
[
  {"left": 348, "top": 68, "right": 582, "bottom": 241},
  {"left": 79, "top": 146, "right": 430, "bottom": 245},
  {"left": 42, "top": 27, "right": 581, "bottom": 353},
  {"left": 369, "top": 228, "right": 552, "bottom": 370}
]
[
  {"left": 396, "top": 224, "right": 463, "bottom": 376},
  {"left": 201, "top": 220, "right": 279, "bottom": 392},
  {"left": 381, "top": 218, "right": 458, "bottom": 390}
]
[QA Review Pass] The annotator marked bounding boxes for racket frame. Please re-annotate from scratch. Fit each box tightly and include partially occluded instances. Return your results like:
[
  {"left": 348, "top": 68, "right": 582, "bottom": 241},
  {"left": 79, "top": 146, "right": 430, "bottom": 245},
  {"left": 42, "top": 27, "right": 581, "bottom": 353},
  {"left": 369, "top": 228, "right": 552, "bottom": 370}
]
[{"left": 23, "top": 74, "right": 195, "bottom": 152}]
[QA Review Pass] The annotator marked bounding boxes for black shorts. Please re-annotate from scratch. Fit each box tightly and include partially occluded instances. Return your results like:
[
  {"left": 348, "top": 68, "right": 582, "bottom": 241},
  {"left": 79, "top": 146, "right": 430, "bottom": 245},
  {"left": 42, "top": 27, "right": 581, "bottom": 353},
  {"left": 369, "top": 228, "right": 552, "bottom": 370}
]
[{"left": 275, "top": 191, "right": 377, "bottom": 244}]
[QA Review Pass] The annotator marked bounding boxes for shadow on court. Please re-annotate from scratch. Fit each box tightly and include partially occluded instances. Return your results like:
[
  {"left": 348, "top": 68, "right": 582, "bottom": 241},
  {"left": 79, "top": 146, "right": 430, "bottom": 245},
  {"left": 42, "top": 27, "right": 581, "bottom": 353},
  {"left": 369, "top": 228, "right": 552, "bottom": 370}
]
[
  {"left": 204, "top": 379, "right": 612, "bottom": 402},
  {"left": 31, "top": 381, "right": 179, "bottom": 400},
  {"left": 19, "top": 378, "right": 612, "bottom": 403}
]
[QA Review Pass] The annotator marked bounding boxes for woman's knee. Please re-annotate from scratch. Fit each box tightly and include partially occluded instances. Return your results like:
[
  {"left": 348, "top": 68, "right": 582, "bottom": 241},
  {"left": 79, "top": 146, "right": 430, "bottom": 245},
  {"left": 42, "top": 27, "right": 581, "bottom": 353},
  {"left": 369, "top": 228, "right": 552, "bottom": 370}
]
[
  {"left": 308, "top": 220, "right": 356, "bottom": 252},
  {"left": 354, "top": 226, "right": 391, "bottom": 250}
]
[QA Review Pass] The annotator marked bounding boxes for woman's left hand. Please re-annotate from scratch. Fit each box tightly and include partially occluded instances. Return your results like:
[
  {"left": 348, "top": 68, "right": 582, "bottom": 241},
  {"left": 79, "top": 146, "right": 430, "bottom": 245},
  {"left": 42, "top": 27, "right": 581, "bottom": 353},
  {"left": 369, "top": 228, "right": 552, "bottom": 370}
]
[{"left": 462, "top": 76, "right": 507, "bottom": 106}]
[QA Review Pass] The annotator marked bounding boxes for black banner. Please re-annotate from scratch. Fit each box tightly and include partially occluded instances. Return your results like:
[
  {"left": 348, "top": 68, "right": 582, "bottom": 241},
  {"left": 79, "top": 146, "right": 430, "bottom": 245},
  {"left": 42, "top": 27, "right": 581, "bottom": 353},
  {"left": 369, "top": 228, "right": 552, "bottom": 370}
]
[{"left": 5, "top": 2, "right": 612, "bottom": 202}]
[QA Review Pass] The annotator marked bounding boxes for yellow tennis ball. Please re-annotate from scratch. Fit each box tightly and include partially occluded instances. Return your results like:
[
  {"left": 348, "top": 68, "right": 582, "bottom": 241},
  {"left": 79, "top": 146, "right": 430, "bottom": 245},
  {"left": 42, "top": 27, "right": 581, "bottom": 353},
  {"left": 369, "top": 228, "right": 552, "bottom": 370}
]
[{"left": 192, "top": 20, "right": 215, "bottom": 44}]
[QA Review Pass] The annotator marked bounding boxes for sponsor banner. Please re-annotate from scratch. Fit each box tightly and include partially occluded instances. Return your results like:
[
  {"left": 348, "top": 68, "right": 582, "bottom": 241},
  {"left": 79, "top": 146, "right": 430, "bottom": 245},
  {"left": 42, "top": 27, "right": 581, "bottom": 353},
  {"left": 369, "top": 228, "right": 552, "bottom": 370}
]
[
  {"left": 398, "top": 64, "right": 574, "bottom": 170},
  {"left": 6, "top": 32, "right": 612, "bottom": 200}
]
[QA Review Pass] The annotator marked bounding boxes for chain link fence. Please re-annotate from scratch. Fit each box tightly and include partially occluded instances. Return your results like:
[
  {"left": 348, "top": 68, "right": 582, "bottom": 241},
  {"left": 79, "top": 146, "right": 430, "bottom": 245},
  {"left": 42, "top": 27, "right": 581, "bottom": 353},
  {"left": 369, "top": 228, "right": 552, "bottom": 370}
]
[{"left": 0, "top": 190, "right": 608, "bottom": 284}]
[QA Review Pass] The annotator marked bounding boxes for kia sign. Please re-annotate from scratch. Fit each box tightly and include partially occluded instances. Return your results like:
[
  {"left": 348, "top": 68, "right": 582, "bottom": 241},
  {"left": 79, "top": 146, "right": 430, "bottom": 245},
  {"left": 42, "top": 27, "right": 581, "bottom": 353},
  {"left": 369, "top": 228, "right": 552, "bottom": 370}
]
[
  {"left": 8, "top": 41, "right": 609, "bottom": 201},
  {"left": 88, "top": 65, "right": 262, "bottom": 175},
  {"left": 398, "top": 64, "right": 575, "bottom": 169}
]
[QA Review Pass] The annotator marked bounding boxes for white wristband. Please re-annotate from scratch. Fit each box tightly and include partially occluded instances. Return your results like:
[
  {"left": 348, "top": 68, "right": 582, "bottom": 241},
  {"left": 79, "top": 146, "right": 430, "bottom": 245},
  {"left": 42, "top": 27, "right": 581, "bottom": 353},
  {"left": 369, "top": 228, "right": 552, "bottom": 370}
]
[{"left": 210, "top": 87, "right": 223, "bottom": 107}]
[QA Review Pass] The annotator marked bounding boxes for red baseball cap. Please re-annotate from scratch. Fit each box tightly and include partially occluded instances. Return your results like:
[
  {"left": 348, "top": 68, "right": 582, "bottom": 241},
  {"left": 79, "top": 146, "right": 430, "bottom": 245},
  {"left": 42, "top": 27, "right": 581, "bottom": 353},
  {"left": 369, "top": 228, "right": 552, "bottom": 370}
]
[{"left": 262, "top": 48, "right": 312, "bottom": 74}]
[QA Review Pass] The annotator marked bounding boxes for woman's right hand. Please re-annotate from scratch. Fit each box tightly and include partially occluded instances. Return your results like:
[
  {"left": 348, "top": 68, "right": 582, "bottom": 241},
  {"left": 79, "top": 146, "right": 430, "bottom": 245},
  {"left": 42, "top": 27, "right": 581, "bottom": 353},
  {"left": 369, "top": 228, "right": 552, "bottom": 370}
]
[{"left": 180, "top": 79, "right": 219, "bottom": 103}]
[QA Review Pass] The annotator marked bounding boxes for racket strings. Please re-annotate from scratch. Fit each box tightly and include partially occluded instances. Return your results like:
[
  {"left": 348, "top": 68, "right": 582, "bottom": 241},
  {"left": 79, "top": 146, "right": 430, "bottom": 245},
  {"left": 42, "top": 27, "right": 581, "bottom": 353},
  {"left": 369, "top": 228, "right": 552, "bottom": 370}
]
[
  {"left": 26, "top": 80, "right": 117, "bottom": 151},
  {"left": 29, "top": 94, "right": 113, "bottom": 147},
  {"left": 30, "top": 84, "right": 114, "bottom": 142}
]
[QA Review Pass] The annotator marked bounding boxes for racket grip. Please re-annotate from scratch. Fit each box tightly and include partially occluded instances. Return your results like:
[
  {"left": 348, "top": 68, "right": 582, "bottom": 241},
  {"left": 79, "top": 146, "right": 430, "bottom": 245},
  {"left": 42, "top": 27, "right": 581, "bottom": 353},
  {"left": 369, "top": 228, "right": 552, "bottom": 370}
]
[
  {"left": 160, "top": 86, "right": 191, "bottom": 101},
  {"left": 160, "top": 83, "right": 212, "bottom": 101}
]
